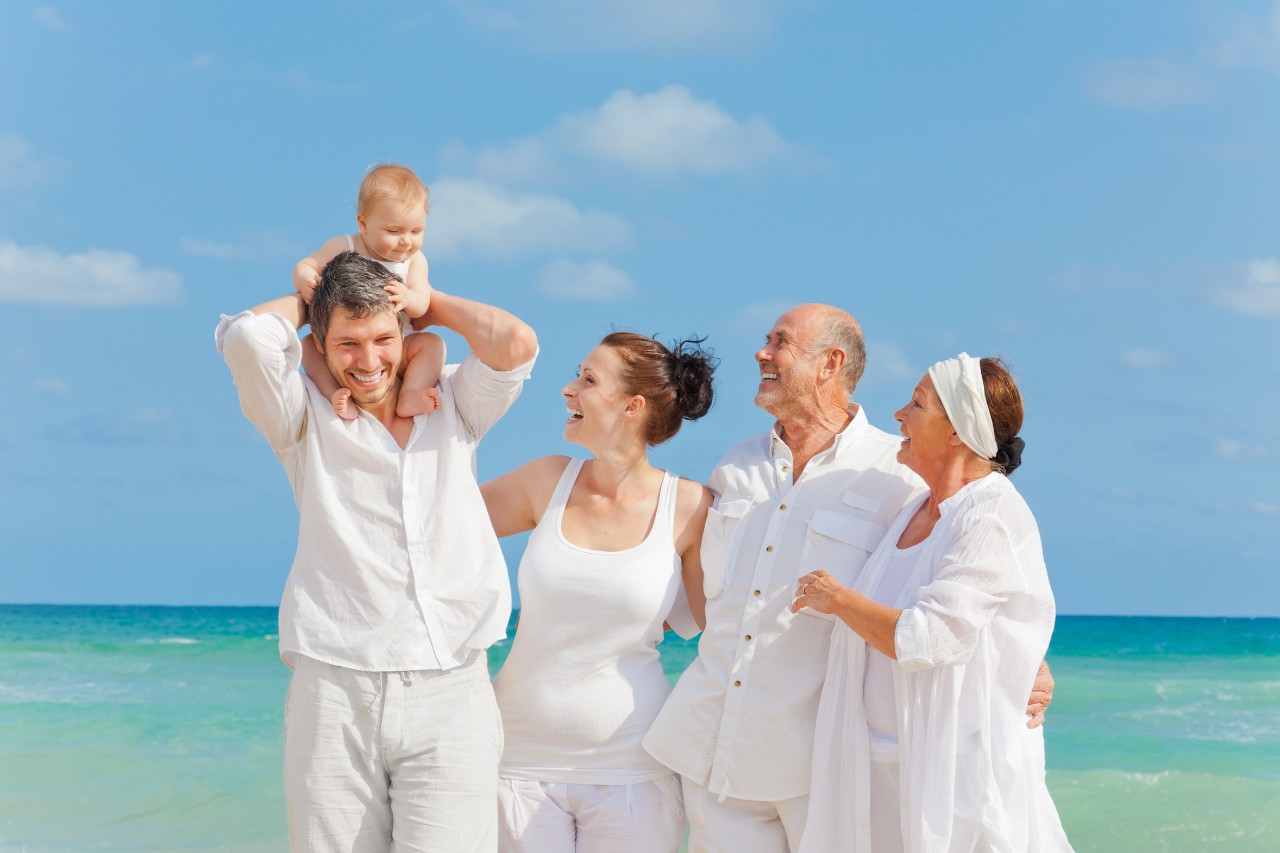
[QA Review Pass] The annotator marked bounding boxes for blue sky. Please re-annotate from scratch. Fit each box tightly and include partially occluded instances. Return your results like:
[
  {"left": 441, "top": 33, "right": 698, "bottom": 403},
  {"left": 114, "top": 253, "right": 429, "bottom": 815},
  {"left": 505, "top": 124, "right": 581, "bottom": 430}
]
[{"left": 2, "top": 1, "right": 1277, "bottom": 616}]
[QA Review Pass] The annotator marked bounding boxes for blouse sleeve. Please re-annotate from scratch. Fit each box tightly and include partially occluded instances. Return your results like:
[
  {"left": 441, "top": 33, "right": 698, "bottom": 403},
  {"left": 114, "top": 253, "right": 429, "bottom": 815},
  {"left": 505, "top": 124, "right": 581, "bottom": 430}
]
[{"left": 894, "top": 496, "right": 1033, "bottom": 671}]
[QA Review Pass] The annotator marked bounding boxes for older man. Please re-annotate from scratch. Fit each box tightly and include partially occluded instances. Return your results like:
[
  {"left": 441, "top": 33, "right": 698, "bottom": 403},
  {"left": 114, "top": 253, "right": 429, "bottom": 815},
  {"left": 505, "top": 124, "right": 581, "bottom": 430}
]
[
  {"left": 216, "top": 252, "right": 537, "bottom": 852},
  {"left": 644, "top": 304, "right": 1050, "bottom": 852}
]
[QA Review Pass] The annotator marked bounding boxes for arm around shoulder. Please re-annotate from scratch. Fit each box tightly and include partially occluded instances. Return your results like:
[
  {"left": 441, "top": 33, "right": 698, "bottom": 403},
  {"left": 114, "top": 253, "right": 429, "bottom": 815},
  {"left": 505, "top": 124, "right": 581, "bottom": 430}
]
[
  {"left": 415, "top": 290, "right": 537, "bottom": 371},
  {"left": 674, "top": 479, "right": 714, "bottom": 632}
]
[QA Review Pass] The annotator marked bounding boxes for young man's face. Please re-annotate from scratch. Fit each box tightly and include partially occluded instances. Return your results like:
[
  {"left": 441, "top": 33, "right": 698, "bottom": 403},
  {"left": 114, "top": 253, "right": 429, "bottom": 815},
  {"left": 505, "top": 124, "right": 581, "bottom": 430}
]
[{"left": 319, "top": 308, "right": 403, "bottom": 410}]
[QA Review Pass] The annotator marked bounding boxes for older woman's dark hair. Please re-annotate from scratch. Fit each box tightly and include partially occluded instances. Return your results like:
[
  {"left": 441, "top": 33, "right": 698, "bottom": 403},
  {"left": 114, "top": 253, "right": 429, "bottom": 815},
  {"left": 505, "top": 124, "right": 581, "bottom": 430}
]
[
  {"left": 980, "top": 357, "right": 1025, "bottom": 475},
  {"left": 310, "top": 251, "right": 403, "bottom": 345},
  {"left": 601, "top": 332, "right": 717, "bottom": 446}
]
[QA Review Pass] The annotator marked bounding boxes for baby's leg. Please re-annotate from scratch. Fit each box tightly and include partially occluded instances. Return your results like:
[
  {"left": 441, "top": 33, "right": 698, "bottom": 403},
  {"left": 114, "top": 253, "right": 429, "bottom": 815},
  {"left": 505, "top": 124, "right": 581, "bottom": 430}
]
[
  {"left": 396, "top": 332, "right": 446, "bottom": 418},
  {"left": 301, "top": 333, "right": 358, "bottom": 420}
]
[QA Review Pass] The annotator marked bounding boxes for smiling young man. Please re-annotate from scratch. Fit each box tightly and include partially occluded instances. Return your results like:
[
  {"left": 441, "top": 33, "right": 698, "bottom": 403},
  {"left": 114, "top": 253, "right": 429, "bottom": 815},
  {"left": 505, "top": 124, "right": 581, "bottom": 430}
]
[{"left": 217, "top": 251, "right": 537, "bottom": 853}]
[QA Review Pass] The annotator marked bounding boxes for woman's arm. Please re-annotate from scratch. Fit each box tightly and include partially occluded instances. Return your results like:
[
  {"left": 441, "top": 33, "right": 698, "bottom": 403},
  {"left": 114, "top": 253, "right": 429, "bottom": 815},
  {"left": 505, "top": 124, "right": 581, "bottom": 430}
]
[
  {"left": 673, "top": 479, "right": 714, "bottom": 631},
  {"left": 792, "top": 571, "right": 902, "bottom": 659},
  {"left": 480, "top": 455, "right": 570, "bottom": 538}
]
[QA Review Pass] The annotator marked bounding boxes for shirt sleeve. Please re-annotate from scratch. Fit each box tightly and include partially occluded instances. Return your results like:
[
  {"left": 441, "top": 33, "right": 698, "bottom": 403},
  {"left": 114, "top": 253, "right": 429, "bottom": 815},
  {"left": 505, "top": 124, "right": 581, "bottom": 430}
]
[
  {"left": 215, "top": 311, "right": 308, "bottom": 452},
  {"left": 894, "top": 501, "right": 1026, "bottom": 672},
  {"left": 665, "top": 579, "right": 702, "bottom": 640},
  {"left": 449, "top": 349, "right": 537, "bottom": 440}
]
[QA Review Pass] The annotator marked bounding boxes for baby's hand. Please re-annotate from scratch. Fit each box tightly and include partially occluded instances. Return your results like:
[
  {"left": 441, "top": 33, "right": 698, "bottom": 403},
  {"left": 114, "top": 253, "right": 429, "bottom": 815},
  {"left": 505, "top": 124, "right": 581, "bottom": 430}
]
[
  {"left": 293, "top": 266, "right": 320, "bottom": 305},
  {"left": 385, "top": 280, "right": 430, "bottom": 318}
]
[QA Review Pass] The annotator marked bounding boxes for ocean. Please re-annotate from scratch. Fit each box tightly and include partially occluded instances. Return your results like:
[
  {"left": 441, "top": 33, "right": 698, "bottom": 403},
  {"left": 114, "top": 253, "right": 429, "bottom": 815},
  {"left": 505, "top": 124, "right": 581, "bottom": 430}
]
[{"left": 0, "top": 606, "right": 1276, "bottom": 851}]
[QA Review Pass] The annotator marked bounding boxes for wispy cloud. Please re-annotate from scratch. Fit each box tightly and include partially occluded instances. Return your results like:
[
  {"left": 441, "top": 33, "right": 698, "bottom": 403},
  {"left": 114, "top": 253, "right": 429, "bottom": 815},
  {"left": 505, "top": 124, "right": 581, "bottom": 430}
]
[
  {"left": 178, "top": 231, "right": 298, "bottom": 259},
  {"left": 1213, "top": 259, "right": 1280, "bottom": 318},
  {"left": 863, "top": 341, "right": 918, "bottom": 386},
  {"left": 51, "top": 408, "right": 187, "bottom": 447},
  {"left": 536, "top": 259, "right": 637, "bottom": 301},
  {"left": 0, "top": 240, "right": 182, "bottom": 306},
  {"left": 1209, "top": 1, "right": 1280, "bottom": 72},
  {"left": 31, "top": 6, "right": 68, "bottom": 31},
  {"left": 0, "top": 135, "right": 59, "bottom": 190},
  {"left": 1215, "top": 438, "right": 1280, "bottom": 461},
  {"left": 186, "top": 53, "right": 361, "bottom": 95},
  {"left": 1086, "top": 59, "right": 1213, "bottom": 110},
  {"left": 726, "top": 299, "right": 792, "bottom": 337},
  {"left": 451, "top": 0, "right": 778, "bottom": 52},
  {"left": 451, "top": 85, "right": 812, "bottom": 185},
  {"left": 427, "top": 179, "right": 631, "bottom": 259},
  {"left": 1247, "top": 501, "right": 1280, "bottom": 516},
  {"left": 1120, "top": 348, "right": 1172, "bottom": 370},
  {"left": 30, "top": 377, "right": 71, "bottom": 395}
]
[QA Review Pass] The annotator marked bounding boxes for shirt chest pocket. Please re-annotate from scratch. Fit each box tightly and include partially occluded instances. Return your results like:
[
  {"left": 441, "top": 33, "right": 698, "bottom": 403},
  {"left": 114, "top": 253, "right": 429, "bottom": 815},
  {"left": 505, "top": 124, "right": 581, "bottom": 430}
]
[
  {"left": 799, "top": 508, "right": 885, "bottom": 587},
  {"left": 700, "top": 497, "right": 754, "bottom": 600}
]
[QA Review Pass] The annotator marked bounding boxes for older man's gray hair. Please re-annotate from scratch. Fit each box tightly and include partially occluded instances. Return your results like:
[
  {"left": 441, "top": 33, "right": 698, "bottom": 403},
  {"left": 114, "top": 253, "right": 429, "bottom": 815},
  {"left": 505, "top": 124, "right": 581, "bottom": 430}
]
[
  {"left": 808, "top": 306, "right": 866, "bottom": 398},
  {"left": 309, "top": 251, "right": 404, "bottom": 345}
]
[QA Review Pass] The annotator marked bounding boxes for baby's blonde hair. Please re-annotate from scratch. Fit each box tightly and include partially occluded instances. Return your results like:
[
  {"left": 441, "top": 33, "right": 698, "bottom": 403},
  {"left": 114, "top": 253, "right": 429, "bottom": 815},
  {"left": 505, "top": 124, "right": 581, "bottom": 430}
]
[{"left": 358, "top": 163, "right": 429, "bottom": 214}]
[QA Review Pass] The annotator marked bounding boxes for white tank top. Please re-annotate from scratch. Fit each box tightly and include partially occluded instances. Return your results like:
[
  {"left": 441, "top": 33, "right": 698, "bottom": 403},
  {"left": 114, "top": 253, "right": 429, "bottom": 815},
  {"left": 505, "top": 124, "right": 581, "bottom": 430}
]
[
  {"left": 865, "top": 540, "right": 925, "bottom": 755},
  {"left": 494, "top": 459, "right": 683, "bottom": 784},
  {"left": 344, "top": 234, "right": 411, "bottom": 280}
]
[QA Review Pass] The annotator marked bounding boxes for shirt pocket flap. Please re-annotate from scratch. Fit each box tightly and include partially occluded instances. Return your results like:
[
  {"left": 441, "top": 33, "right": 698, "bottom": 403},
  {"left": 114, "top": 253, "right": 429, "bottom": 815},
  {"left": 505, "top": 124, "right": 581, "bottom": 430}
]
[
  {"left": 808, "top": 509, "right": 884, "bottom": 552},
  {"left": 717, "top": 498, "right": 754, "bottom": 519},
  {"left": 842, "top": 491, "right": 882, "bottom": 513},
  {"left": 702, "top": 497, "right": 755, "bottom": 600}
]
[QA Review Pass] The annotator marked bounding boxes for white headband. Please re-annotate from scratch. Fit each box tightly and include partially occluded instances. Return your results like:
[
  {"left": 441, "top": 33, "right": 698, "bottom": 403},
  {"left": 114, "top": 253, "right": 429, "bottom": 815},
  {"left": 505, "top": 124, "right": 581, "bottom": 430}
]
[{"left": 927, "top": 353, "right": 997, "bottom": 459}]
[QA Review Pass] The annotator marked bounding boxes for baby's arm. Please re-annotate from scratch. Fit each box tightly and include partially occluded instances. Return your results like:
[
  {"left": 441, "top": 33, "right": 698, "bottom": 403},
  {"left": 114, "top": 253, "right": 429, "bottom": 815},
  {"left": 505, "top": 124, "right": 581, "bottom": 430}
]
[
  {"left": 300, "top": 332, "right": 358, "bottom": 420},
  {"left": 293, "top": 237, "right": 350, "bottom": 304},
  {"left": 396, "top": 330, "right": 446, "bottom": 418},
  {"left": 385, "top": 251, "right": 432, "bottom": 318}
]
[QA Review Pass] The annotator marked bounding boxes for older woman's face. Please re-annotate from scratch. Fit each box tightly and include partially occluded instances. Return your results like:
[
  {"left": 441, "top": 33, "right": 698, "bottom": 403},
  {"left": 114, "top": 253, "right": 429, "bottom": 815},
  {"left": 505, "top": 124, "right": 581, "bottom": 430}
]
[
  {"left": 893, "top": 374, "right": 955, "bottom": 474},
  {"left": 562, "top": 345, "right": 632, "bottom": 446}
]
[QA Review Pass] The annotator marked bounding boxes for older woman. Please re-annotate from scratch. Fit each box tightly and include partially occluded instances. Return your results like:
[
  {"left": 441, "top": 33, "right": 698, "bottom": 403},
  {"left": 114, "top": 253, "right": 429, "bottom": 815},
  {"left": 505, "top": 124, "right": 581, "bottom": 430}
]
[
  {"left": 481, "top": 332, "right": 716, "bottom": 853},
  {"left": 793, "top": 354, "right": 1072, "bottom": 852}
]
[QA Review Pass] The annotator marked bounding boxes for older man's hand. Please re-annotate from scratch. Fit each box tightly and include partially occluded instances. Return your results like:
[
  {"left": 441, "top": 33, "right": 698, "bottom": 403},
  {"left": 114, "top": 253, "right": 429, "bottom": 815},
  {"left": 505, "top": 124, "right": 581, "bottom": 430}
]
[{"left": 1026, "top": 660, "right": 1055, "bottom": 728}]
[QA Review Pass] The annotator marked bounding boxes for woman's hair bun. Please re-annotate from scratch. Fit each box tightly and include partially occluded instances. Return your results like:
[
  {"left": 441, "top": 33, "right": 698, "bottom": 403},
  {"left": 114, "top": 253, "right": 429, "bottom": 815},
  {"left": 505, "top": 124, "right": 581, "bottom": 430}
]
[
  {"left": 671, "top": 336, "right": 718, "bottom": 422},
  {"left": 993, "top": 436, "right": 1024, "bottom": 476}
]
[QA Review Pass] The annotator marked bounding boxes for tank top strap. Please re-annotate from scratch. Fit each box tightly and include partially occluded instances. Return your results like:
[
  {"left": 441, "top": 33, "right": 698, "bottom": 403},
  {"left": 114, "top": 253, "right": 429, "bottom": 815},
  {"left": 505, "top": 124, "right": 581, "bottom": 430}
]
[
  {"left": 543, "top": 457, "right": 585, "bottom": 526},
  {"left": 345, "top": 234, "right": 356, "bottom": 253},
  {"left": 653, "top": 470, "right": 679, "bottom": 544}
]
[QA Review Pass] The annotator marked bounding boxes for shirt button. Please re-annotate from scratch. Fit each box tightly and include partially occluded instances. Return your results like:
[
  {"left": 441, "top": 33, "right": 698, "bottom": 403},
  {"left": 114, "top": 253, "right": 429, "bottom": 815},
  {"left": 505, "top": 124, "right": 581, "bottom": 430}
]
[
  {"left": 779, "top": 503, "right": 788, "bottom": 511},
  {"left": 766, "top": 545, "right": 774, "bottom": 553},
  {"left": 753, "top": 589, "right": 761, "bottom": 596},
  {"left": 744, "top": 634, "right": 752, "bottom": 641},
  {"left": 734, "top": 680, "right": 742, "bottom": 687}
]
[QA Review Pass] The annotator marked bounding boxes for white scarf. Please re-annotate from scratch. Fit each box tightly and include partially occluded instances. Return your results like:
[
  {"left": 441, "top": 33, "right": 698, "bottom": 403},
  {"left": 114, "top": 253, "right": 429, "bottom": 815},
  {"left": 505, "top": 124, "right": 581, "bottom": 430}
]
[{"left": 927, "top": 352, "right": 997, "bottom": 459}]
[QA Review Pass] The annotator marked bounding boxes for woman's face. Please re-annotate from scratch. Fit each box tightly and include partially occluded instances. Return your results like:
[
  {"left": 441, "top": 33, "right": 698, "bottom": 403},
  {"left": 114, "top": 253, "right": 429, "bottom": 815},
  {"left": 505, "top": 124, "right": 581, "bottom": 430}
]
[
  {"left": 562, "top": 345, "right": 635, "bottom": 448},
  {"left": 893, "top": 374, "right": 955, "bottom": 476}
]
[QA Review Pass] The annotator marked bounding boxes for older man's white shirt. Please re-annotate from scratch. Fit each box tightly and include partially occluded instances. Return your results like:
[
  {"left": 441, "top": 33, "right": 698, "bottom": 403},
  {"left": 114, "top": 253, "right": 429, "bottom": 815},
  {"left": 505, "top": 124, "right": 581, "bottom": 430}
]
[
  {"left": 216, "top": 310, "right": 534, "bottom": 672},
  {"left": 644, "top": 406, "right": 923, "bottom": 801}
]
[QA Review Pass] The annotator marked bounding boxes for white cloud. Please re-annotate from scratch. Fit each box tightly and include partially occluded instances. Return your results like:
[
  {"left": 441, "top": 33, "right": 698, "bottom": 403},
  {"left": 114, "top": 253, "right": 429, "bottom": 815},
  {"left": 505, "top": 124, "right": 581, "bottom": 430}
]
[
  {"left": 462, "top": 85, "right": 809, "bottom": 184},
  {"left": 1248, "top": 501, "right": 1280, "bottom": 516},
  {"left": 863, "top": 341, "right": 917, "bottom": 386},
  {"left": 1215, "top": 438, "right": 1280, "bottom": 461},
  {"left": 1209, "top": 1, "right": 1280, "bottom": 71},
  {"left": 52, "top": 408, "right": 186, "bottom": 446},
  {"left": 31, "top": 377, "right": 71, "bottom": 395},
  {"left": 0, "top": 240, "right": 182, "bottom": 306},
  {"left": 1121, "top": 348, "right": 1172, "bottom": 370},
  {"left": 426, "top": 179, "right": 631, "bottom": 259},
  {"left": 452, "top": 0, "right": 777, "bottom": 51},
  {"left": 178, "top": 231, "right": 297, "bottom": 259},
  {"left": 1214, "top": 259, "right": 1280, "bottom": 318},
  {"left": 726, "top": 299, "right": 792, "bottom": 337},
  {"left": 536, "top": 259, "right": 637, "bottom": 301},
  {"left": 1086, "top": 59, "right": 1213, "bottom": 110},
  {"left": 0, "top": 136, "right": 57, "bottom": 190},
  {"left": 31, "top": 6, "right": 68, "bottom": 30}
]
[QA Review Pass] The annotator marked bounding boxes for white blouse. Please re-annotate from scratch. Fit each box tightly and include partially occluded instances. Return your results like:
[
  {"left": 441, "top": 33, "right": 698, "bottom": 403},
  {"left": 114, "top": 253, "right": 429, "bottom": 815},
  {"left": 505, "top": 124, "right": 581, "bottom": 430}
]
[{"left": 801, "top": 473, "right": 1073, "bottom": 852}]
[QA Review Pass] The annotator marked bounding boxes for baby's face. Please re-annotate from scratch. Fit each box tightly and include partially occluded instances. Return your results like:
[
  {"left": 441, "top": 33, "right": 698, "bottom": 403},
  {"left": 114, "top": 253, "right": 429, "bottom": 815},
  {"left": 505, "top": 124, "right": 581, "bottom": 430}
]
[{"left": 357, "top": 198, "right": 426, "bottom": 264}]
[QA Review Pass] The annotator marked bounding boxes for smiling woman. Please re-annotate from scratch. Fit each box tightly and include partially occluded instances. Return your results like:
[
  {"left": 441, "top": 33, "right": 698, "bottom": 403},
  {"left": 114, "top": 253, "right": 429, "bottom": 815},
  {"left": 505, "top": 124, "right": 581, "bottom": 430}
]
[{"left": 481, "top": 331, "right": 717, "bottom": 853}]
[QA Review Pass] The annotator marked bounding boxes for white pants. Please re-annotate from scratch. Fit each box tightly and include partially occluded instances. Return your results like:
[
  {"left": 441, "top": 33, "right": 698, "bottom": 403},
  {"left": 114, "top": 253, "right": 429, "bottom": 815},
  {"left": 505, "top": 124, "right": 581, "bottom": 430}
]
[
  {"left": 681, "top": 776, "right": 809, "bottom": 853},
  {"left": 497, "top": 775, "right": 685, "bottom": 853},
  {"left": 284, "top": 653, "right": 502, "bottom": 853},
  {"left": 869, "top": 755, "right": 905, "bottom": 853}
]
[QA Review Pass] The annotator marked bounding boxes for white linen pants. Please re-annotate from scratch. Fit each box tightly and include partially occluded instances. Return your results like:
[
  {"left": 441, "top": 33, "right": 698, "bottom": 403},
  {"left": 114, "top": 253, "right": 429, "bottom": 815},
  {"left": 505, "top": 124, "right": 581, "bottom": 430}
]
[
  {"left": 284, "top": 652, "right": 502, "bottom": 853},
  {"left": 681, "top": 776, "right": 809, "bottom": 853},
  {"left": 496, "top": 775, "right": 685, "bottom": 853}
]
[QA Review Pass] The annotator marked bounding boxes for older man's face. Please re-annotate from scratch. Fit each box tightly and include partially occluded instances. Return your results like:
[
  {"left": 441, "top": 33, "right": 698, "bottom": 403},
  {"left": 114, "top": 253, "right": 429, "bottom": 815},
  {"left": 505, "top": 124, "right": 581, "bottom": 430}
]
[{"left": 753, "top": 307, "right": 822, "bottom": 416}]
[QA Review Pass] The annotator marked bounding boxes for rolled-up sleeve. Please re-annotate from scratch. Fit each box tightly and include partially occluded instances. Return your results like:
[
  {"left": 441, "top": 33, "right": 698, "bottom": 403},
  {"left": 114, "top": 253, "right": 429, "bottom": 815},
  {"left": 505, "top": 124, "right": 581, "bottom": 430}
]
[
  {"left": 895, "top": 511, "right": 1017, "bottom": 672},
  {"left": 451, "top": 349, "right": 537, "bottom": 439},
  {"left": 216, "top": 311, "right": 307, "bottom": 452}
]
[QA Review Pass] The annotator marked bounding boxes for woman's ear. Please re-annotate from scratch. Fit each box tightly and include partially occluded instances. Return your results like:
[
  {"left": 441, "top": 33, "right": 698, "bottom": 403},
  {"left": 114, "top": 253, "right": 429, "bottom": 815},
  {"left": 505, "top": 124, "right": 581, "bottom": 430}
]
[{"left": 623, "top": 394, "right": 647, "bottom": 420}]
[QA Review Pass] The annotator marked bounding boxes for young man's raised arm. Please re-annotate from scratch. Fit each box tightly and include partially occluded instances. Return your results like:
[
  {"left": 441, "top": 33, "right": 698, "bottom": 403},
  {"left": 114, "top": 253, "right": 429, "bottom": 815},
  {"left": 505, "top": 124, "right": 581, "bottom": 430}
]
[{"left": 413, "top": 290, "right": 537, "bottom": 371}]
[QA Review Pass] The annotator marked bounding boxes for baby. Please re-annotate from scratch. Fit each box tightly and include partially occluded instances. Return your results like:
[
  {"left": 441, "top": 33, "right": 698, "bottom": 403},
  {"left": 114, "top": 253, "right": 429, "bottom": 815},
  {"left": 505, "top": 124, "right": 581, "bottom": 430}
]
[{"left": 293, "top": 163, "right": 445, "bottom": 419}]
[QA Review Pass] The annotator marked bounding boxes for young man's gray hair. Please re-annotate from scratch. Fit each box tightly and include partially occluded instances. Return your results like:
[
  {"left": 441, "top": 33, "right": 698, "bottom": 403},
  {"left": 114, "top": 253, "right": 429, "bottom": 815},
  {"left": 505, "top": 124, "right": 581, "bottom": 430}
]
[
  {"left": 309, "top": 251, "right": 404, "bottom": 345},
  {"left": 808, "top": 307, "right": 866, "bottom": 398}
]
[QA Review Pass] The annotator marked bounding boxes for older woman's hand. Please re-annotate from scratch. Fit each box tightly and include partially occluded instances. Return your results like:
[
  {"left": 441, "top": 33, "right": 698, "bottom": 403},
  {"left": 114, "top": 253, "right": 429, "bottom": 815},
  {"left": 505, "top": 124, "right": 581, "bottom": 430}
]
[
  {"left": 791, "top": 570, "right": 846, "bottom": 615},
  {"left": 1025, "top": 660, "right": 1055, "bottom": 728}
]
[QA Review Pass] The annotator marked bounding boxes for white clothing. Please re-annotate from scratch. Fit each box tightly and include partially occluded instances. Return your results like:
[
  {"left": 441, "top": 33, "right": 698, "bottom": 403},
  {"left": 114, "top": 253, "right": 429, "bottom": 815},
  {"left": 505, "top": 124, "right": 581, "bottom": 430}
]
[
  {"left": 865, "top": 543, "right": 924, "bottom": 754},
  {"left": 801, "top": 474, "right": 1073, "bottom": 853},
  {"left": 497, "top": 776, "right": 685, "bottom": 853},
  {"left": 216, "top": 310, "right": 534, "bottom": 671},
  {"left": 868, "top": 757, "right": 905, "bottom": 853},
  {"left": 495, "top": 458, "right": 694, "bottom": 785},
  {"left": 681, "top": 776, "right": 809, "bottom": 853},
  {"left": 644, "top": 405, "right": 924, "bottom": 804},
  {"left": 284, "top": 653, "right": 502, "bottom": 852},
  {"left": 344, "top": 233, "right": 411, "bottom": 281}
]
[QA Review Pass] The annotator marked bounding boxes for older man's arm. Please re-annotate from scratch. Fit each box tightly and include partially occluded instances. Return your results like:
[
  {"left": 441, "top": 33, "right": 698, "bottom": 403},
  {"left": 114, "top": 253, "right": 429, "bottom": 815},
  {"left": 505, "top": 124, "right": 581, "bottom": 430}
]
[{"left": 413, "top": 290, "right": 537, "bottom": 371}]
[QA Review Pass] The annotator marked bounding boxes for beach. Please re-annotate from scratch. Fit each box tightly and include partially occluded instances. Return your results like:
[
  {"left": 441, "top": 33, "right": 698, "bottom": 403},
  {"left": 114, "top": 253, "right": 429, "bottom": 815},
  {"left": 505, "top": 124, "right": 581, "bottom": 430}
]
[{"left": 1, "top": 605, "right": 1276, "bottom": 851}]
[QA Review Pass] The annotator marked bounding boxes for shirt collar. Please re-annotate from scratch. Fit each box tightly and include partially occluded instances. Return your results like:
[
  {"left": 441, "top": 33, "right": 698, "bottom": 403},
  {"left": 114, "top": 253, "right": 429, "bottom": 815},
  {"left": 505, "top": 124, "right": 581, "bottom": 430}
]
[{"left": 769, "top": 404, "right": 870, "bottom": 462}]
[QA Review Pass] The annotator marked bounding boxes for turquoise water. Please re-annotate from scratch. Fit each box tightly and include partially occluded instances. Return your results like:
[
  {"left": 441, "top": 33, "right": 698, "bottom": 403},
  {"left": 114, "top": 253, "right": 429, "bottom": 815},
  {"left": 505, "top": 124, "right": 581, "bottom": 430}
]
[{"left": 1, "top": 607, "right": 1277, "bottom": 851}]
